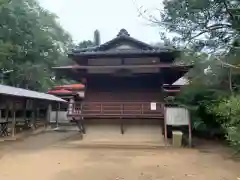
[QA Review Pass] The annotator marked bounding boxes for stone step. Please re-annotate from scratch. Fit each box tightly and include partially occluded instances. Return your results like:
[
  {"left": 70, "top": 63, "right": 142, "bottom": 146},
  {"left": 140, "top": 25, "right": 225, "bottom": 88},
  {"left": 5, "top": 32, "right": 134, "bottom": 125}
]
[{"left": 54, "top": 141, "right": 171, "bottom": 150}]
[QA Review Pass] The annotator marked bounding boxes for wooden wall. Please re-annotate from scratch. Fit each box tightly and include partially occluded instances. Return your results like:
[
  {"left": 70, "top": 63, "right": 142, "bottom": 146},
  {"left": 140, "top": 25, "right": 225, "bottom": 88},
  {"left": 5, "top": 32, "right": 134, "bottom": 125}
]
[
  {"left": 84, "top": 75, "right": 163, "bottom": 103},
  {"left": 85, "top": 90, "right": 162, "bottom": 102}
]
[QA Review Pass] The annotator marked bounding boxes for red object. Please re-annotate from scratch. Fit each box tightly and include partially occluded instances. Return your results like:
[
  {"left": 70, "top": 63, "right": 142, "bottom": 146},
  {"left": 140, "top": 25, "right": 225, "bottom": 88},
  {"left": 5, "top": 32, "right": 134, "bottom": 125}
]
[
  {"left": 163, "top": 89, "right": 180, "bottom": 93},
  {"left": 48, "top": 89, "right": 73, "bottom": 95},
  {"left": 55, "top": 84, "right": 85, "bottom": 90}
]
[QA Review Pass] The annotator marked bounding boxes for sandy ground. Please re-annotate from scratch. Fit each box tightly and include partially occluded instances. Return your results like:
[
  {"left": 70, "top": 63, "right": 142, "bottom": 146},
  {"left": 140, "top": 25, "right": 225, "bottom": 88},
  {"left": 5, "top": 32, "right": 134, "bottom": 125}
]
[{"left": 0, "top": 128, "right": 239, "bottom": 180}]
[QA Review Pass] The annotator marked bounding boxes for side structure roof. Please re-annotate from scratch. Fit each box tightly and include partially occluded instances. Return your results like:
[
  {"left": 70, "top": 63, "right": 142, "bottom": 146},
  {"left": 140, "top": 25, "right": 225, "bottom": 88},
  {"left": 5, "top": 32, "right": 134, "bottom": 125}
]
[{"left": 0, "top": 84, "right": 66, "bottom": 102}]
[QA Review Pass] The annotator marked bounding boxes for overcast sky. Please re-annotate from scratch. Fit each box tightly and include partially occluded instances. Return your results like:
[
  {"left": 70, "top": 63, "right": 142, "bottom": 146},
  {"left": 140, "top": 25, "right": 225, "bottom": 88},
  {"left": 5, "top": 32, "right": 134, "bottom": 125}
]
[{"left": 39, "top": 0, "right": 163, "bottom": 44}]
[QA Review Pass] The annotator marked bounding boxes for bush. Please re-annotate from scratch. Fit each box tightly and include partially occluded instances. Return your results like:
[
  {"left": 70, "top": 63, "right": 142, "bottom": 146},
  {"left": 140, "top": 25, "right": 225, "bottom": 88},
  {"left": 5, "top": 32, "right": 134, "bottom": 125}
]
[
  {"left": 208, "top": 95, "right": 240, "bottom": 152},
  {"left": 174, "top": 84, "right": 225, "bottom": 138}
]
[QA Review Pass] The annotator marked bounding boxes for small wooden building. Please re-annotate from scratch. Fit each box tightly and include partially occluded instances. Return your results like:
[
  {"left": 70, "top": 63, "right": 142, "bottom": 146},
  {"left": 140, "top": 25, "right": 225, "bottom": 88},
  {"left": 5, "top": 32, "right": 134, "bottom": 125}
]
[
  {"left": 47, "top": 84, "right": 85, "bottom": 124},
  {"left": 54, "top": 29, "right": 192, "bottom": 124},
  {"left": 0, "top": 84, "right": 66, "bottom": 137}
]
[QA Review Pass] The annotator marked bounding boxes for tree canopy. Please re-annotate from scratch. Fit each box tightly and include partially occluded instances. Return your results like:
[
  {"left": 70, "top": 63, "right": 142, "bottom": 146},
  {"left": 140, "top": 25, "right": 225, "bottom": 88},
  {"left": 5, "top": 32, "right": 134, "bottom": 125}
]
[
  {"left": 161, "top": 0, "right": 240, "bottom": 53},
  {"left": 0, "top": 0, "right": 72, "bottom": 91}
]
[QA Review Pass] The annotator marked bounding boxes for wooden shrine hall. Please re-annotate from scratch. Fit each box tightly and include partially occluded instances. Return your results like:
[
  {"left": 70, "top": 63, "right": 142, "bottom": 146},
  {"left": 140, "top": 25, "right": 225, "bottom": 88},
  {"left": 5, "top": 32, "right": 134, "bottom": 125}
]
[{"left": 54, "top": 29, "right": 192, "bottom": 123}]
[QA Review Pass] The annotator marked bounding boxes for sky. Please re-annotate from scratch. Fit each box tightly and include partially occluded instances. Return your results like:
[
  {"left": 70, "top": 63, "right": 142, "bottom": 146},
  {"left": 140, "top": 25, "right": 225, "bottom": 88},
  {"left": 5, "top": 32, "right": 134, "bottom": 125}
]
[{"left": 39, "top": 0, "right": 163, "bottom": 44}]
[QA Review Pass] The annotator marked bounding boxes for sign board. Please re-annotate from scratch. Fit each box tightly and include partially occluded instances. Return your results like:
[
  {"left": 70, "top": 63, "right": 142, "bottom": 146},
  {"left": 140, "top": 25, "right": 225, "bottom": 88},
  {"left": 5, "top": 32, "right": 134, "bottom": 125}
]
[
  {"left": 50, "top": 111, "right": 68, "bottom": 123},
  {"left": 77, "top": 92, "right": 85, "bottom": 98},
  {"left": 150, "top": 102, "right": 157, "bottom": 111},
  {"left": 166, "top": 107, "right": 189, "bottom": 125}
]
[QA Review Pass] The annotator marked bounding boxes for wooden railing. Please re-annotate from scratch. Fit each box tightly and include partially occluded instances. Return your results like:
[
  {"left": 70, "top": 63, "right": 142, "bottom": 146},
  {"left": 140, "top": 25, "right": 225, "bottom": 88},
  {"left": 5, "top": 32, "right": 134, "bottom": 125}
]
[{"left": 67, "top": 102, "right": 164, "bottom": 118}]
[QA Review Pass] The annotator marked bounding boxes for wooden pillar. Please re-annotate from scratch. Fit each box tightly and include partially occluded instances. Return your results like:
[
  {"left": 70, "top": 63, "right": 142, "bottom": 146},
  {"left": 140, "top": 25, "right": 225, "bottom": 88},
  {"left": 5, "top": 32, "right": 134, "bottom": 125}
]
[
  {"left": 11, "top": 102, "right": 16, "bottom": 137},
  {"left": 120, "top": 120, "right": 124, "bottom": 134},
  {"left": 36, "top": 107, "right": 40, "bottom": 127},
  {"left": 188, "top": 111, "right": 192, "bottom": 147},
  {"left": 23, "top": 99, "right": 27, "bottom": 123},
  {"left": 121, "top": 58, "right": 124, "bottom": 65},
  {"left": 31, "top": 111, "right": 35, "bottom": 130},
  {"left": 80, "top": 103, "right": 86, "bottom": 134},
  {"left": 81, "top": 117, "right": 86, "bottom": 134},
  {"left": 55, "top": 102, "right": 60, "bottom": 128},
  {"left": 164, "top": 107, "right": 168, "bottom": 143},
  {"left": 5, "top": 103, "right": 9, "bottom": 122},
  {"left": 46, "top": 103, "right": 52, "bottom": 128},
  {"left": 31, "top": 100, "right": 37, "bottom": 130}
]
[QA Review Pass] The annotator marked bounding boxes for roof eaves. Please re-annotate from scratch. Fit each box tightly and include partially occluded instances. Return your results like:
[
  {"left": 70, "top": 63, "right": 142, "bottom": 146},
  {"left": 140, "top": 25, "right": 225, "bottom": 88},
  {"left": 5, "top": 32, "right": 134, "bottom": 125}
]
[
  {"left": 0, "top": 84, "right": 66, "bottom": 103},
  {"left": 70, "top": 49, "right": 178, "bottom": 56}
]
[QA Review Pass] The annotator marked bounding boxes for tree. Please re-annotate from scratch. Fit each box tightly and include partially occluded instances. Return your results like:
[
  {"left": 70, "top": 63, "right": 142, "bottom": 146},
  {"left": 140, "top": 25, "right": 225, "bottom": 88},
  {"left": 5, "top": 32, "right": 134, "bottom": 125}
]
[
  {"left": 78, "top": 30, "right": 101, "bottom": 48},
  {"left": 153, "top": 0, "right": 240, "bottom": 150},
  {"left": 78, "top": 40, "right": 95, "bottom": 49},
  {"left": 160, "top": 0, "right": 240, "bottom": 53},
  {"left": 0, "top": 0, "right": 72, "bottom": 91}
]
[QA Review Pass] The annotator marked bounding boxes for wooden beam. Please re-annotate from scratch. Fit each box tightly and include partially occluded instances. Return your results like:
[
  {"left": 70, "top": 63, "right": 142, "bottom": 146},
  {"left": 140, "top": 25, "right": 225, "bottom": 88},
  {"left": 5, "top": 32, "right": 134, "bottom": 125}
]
[{"left": 68, "top": 50, "right": 178, "bottom": 60}]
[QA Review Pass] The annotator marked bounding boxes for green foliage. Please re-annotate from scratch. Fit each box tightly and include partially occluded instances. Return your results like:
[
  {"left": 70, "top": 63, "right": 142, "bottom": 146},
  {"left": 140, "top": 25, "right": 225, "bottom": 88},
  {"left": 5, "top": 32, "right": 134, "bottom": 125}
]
[
  {"left": 174, "top": 83, "right": 226, "bottom": 137},
  {"left": 78, "top": 40, "right": 95, "bottom": 49},
  {"left": 161, "top": 0, "right": 240, "bottom": 53},
  {"left": 0, "top": 0, "right": 72, "bottom": 91},
  {"left": 154, "top": 0, "right": 240, "bottom": 150},
  {"left": 208, "top": 96, "right": 240, "bottom": 151}
]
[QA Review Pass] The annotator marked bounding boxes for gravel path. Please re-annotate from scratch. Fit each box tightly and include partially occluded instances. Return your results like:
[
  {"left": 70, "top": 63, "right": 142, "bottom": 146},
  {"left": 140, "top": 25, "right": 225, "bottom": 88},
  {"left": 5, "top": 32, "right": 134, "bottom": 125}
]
[{"left": 0, "top": 131, "right": 239, "bottom": 180}]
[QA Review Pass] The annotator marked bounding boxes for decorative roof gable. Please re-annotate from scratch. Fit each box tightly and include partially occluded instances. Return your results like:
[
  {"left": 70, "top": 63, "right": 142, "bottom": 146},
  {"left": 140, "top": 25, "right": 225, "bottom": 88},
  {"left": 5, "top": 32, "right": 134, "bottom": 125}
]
[
  {"left": 73, "top": 29, "right": 156, "bottom": 53},
  {"left": 96, "top": 29, "right": 154, "bottom": 51}
]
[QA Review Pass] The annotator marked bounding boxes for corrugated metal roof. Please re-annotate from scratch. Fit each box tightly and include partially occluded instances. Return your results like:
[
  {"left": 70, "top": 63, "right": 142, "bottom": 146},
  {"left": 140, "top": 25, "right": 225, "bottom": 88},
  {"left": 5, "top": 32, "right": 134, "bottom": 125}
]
[{"left": 0, "top": 84, "right": 66, "bottom": 102}]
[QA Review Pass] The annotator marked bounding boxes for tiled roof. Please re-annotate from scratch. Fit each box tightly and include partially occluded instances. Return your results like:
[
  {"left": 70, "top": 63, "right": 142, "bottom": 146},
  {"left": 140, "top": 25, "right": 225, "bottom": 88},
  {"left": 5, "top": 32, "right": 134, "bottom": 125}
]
[
  {"left": 48, "top": 89, "right": 73, "bottom": 95},
  {"left": 71, "top": 29, "right": 175, "bottom": 54},
  {"left": 55, "top": 84, "right": 85, "bottom": 90},
  {"left": 69, "top": 49, "right": 179, "bottom": 59},
  {"left": 52, "top": 64, "right": 193, "bottom": 70}
]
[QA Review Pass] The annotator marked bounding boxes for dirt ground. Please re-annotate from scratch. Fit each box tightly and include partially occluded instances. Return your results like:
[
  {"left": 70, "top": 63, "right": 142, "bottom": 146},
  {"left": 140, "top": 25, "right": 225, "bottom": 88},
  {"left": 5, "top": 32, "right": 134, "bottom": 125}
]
[{"left": 0, "top": 130, "right": 239, "bottom": 180}]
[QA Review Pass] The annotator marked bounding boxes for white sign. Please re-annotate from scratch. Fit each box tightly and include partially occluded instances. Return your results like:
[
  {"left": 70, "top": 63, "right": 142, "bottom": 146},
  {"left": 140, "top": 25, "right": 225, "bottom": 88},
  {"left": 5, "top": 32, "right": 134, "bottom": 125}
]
[
  {"left": 77, "top": 92, "right": 85, "bottom": 98},
  {"left": 150, "top": 102, "right": 157, "bottom": 111},
  {"left": 166, "top": 107, "right": 189, "bottom": 125}
]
